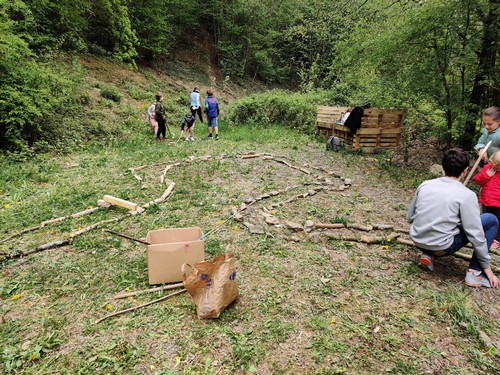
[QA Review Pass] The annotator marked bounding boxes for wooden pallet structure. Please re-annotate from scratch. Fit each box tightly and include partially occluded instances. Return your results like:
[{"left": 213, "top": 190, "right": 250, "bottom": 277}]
[{"left": 316, "top": 106, "right": 407, "bottom": 152}]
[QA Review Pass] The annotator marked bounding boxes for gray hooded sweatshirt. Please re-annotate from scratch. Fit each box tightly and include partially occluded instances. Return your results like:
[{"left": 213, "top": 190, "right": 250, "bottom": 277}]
[{"left": 407, "top": 177, "right": 491, "bottom": 269}]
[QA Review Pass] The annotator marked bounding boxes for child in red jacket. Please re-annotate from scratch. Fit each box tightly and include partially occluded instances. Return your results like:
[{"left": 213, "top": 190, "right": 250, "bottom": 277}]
[{"left": 474, "top": 150, "right": 500, "bottom": 249}]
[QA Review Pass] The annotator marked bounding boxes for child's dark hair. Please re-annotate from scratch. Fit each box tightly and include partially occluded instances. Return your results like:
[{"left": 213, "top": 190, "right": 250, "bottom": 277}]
[
  {"left": 442, "top": 148, "right": 470, "bottom": 177},
  {"left": 155, "top": 92, "right": 163, "bottom": 101},
  {"left": 483, "top": 106, "right": 500, "bottom": 121},
  {"left": 206, "top": 89, "right": 213, "bottom": 96}
]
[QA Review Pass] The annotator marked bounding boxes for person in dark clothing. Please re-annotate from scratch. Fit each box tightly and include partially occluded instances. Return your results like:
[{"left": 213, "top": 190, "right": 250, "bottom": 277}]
[
  {"left": 344, "top": 106, "right": 364, "bottom": 134},
  {"left": 155, "top": 93, "right": 167, "bottom": 141}
]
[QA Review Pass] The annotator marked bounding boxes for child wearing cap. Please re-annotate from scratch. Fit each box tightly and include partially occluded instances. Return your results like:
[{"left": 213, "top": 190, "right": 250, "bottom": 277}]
[{"left": 180, "top": 113, "right": 196, "bottom": 141}]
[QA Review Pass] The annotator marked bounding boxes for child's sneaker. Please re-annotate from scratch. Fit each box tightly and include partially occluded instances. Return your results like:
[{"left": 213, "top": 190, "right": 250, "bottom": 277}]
[
  {"left": 208, "top": 133, "right": 213, "bottom": 138},
  {"left": 491, "top": 240, "right": 499, "bottom": 249},
  {"left": 190, "top": 136, "right": 194, "bottom": 141},
  {"left": 215, "top": 135, "right": 219, "bottom": 140},
  {"left": 464, "top": 270, "right": 491, "bottom": 288},
  {"left": 419, "top": 253, "right": 434, "bottom": 271}
]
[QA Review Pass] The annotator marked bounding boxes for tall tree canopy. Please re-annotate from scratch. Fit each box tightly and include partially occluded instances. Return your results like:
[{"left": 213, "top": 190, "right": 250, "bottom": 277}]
[{"left": 0, "top": 0, "right": 498, "bottom": 151}]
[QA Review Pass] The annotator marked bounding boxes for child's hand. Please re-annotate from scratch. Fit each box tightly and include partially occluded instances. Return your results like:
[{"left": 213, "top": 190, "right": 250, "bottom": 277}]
[{"left": 486, "top": 168, "right": 496, "bottom": 177}]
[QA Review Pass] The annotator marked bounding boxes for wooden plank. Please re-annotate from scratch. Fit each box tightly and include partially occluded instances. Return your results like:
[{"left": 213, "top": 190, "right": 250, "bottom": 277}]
[
  {"left": 356, "top": 128, "right": 402, "bottom": 135},
  {"left": 103, "top": 195, "right": 138, "bottom": 211}
]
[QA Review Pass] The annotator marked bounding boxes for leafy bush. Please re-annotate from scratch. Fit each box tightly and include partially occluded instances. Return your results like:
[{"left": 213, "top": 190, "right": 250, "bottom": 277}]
[
  {"left": 225, "top": 89, "right": 341, "bottom": 134},
  {"left": 100, "top": 85, "right": 122, "bottom": 103},
  {"left": 0, "top": 7, "right": 84, "bottom": 152}
]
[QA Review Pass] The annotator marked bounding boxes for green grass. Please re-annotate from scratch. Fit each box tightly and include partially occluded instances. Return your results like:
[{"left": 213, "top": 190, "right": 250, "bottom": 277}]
[{"left": 1, "top": 68, "right": 499, "bottom": 374}]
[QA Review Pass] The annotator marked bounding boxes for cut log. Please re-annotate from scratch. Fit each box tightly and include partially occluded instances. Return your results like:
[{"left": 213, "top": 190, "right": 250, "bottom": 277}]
[{"left": 103, "top": 195, "right": 138, "bottom": 211}]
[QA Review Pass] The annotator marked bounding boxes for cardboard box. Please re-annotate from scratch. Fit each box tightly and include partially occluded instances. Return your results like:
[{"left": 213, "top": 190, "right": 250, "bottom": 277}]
[{"left": 146, "top": 227, "right": 205, "bottom": 284}]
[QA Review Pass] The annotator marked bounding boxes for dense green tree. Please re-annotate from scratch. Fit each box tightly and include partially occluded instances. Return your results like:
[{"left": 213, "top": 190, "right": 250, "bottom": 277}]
[
  {"left": 331, "top": 0, "right": 499, "bottom": 147},
  {"left": 0, "top": 0, "right": 79, "bottom": 151}
]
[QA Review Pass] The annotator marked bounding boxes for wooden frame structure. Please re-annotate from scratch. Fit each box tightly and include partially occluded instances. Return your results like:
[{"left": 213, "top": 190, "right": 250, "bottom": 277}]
[{"left": 316, "top": 106, "right": 407, "bottom": 152}]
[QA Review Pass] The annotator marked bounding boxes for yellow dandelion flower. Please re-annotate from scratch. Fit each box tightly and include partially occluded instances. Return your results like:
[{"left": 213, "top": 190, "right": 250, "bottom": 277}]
[
  {"left": 233, "top": 225, "right": 238, "bottom": 230},
  {"left": 106, "top": 304, "right": 113, "bottom": 310},
  {"left": 4, "top": 204, "right": 10, "bottom": 209},
  {"left": 217, "top": 220, "right": 223, "bottom": 225},
  {"left": 17, "top": 201, "right": 21, "bottom": 205},
  {"left": 174, "top": 357, "right": 181, "bottom": 368},
  {"left": 204, "top": 216, "right": 209, "bottom": 219},
  {"left": 330, "top": 318, "right": 336, "bottom": 324},
  {"left": 384, "top": 245, "right": 389, "bottom": 250},
  {"left": 31, "top": 353, "right": 39, "bottom": 360},
  {"left": 271, "top": 211, "right": 276, "bottom": 215},
  {"left": 150, "top": 365, "right": 156, "bottom": 371},
  {"left": 387, "top": 238, "right": 391, "bottom": 243},
  {"left": 77, "top": 227, "right": 82, "bottom": 231},
  {"left": 12, "top": 294, "right": 21, "bottom": 300},
  {"left": 88, "top": 205, "right": 94, "bottom": 209},
  {"left": 307, "top": 216, "right": 312, "bottom": 220}
]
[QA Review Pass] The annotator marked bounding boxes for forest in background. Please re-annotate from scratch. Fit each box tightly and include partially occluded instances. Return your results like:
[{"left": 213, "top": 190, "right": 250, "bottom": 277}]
[{"left": 0, "top": 0, "right": 498, "bottom": 153}]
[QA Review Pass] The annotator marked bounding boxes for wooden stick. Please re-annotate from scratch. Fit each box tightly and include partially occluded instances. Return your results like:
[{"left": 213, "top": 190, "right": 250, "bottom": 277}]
[
  {"left": 71, "top": 207, "right": 100, "bottom": 218},
  {"left": 95, "top": 289, "right": 186, "bottom": 324},
  {"left": 0, "top": 225, "right": 41, "bottom": 243},
  {"left": 114, "top": 282, "right": 184, "bottom": 299},
  {"left": 463, "top": 140, "right": 492, "bottom": 186},
  {"left": 2, "top": 240, "right": 72, "bottom": 260},
  {"left": 69, "top": 217, "right": 122, "bottom": 238},
  {"left": 103, "top": 229, "right": 150, "bottom": 245},
  {"left": 315, "top": 223, "right": 345, "bottom": 229}
]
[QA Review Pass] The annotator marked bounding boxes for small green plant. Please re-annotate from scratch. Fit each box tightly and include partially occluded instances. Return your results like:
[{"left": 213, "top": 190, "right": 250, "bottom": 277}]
[
  {"left": 100, "top": 86, "right": 122, "bottom": 103},
  {"left": 329, "top": 216, "right": 348, "bottom": 225}
]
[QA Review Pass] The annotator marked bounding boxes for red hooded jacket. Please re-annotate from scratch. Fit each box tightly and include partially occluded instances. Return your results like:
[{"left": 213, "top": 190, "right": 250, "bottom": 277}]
[{"left": 473, "top": 164, "right": 500, "bottom": 207}]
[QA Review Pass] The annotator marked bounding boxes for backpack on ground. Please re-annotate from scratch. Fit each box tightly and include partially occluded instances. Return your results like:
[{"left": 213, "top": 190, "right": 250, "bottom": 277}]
[{"left": 326, "top": 136, "right": 343, "bottom": 151}]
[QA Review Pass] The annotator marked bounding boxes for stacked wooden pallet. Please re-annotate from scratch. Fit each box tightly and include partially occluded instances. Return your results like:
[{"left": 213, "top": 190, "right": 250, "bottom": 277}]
[{"left": 316, "top": 106, "right": 406, "bottom": 152}]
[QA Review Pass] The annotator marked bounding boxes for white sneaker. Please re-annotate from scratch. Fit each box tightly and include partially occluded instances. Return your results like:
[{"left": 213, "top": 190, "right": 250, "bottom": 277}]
[{"left": 190, "top": 136, "right": 194, "bottom": 141}]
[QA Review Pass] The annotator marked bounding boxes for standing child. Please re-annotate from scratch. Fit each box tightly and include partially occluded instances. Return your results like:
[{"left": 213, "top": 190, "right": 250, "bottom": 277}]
[
  {"left": 190, "top": 87, "right": 203, "bottom": 123},
  {"left": 180, "top": 113, "right": 196, "bottom": 141},
  {"left": 147, "top": 102, "right": 158, "bottom": 134},
  {"left": 407, "top": 148, "right": 499, "bottom": 288},
  {"left": 473, "top": 150, "right": 500, "bottom": 249},
  {"left": 154, "top": 93, "right": 167, "bottom": 141},
  {"left": 205, "top": 89, "right": 220, "bottom": 140},
  {"left": 474, "top": 106, "right": 500, "bottom": 162}
]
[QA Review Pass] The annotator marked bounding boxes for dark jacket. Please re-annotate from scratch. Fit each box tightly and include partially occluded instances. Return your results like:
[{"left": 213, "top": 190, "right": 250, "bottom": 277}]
[{"left": 343, "top": 106, "right": 364, "bottom": 134}]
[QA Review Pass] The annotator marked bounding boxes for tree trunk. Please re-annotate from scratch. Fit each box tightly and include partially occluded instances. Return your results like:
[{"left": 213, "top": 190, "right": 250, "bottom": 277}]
[{"left": 461, "top": 0, "right": 499, "bottom": 150}]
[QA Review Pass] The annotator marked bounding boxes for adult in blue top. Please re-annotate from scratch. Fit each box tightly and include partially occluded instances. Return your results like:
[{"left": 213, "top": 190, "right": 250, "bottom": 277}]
[
  {"left": 190, "top": 87, "right": 203, "bottom": 123},
  {"left": 204, "top": 89, "right": 220, "bottom": 140}
]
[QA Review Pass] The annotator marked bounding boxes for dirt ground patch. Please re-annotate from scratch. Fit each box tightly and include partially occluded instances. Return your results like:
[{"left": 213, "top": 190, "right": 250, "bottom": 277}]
[{"left": 1, "top": 139, "right": 499, "bottom": 374}]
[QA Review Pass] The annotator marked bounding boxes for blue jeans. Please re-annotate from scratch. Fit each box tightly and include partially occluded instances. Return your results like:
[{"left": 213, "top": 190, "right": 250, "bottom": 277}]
[{"left": 421, "top": 213, "right": 498, "bottom": 271}]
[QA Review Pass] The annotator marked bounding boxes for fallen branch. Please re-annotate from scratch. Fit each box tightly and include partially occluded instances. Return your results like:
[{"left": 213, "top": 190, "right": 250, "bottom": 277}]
[
  {"left": 103, "top": 229, "right": 150, "bottom": 245},
  {"left": 114, "top": 282, "right": 184, "bottom": 299},
  {"left": 325, "top": 232, "right": 400, "bottom": 244},
  {"left": 0, "top": 225, "right": 41, "bottom": 243},
  {"left": 69, "top": 217, "right": 122, "bottom": 238},
  {"left": 96, "top": 289, "right": 186, "bottom": 324},
  {"left": 2, "top": 239, "right": 72, "bottom": 261},
  {"left": 70, "top": 207, "right": 100, "bottom": 219}
]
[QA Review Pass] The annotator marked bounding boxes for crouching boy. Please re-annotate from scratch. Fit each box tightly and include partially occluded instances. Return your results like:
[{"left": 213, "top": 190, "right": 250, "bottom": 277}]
[{"left": 407, "top": 148, "right": 499, "bottom": 288}]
